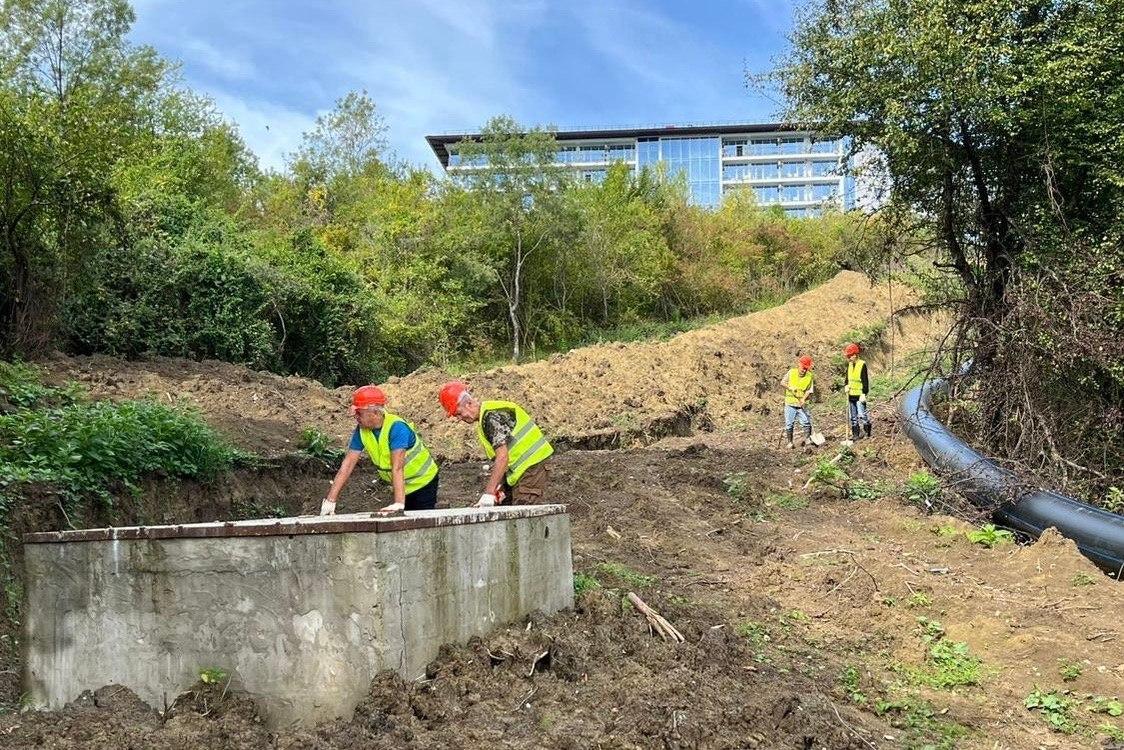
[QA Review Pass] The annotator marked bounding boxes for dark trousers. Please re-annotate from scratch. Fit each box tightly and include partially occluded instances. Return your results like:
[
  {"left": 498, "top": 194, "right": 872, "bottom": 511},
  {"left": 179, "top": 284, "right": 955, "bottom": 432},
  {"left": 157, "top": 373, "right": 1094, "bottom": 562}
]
[{"left": 405, "top": 473, "right": 439, "bottom": 511}]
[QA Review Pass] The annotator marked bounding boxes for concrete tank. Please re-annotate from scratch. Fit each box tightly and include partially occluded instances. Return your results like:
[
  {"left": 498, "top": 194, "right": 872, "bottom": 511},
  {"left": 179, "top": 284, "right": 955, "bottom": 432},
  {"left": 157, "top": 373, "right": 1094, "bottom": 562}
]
[{"left": 22, "top": 506, "right": 573, "bottom": 727}]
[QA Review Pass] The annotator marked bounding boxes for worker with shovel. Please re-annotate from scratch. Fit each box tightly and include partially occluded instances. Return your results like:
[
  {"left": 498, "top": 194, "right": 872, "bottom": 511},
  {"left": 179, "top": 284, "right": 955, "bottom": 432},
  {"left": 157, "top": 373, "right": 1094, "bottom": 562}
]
[
  {"left": 319, "top": 386, "right": 439, "bottom": 515},
  {"left": 782, "top": 355, "right": 817, "bottom": 449},
  {"left": 439, "top": 381, "right": 554, "bottom": 507},
  {"left": 844, "top": 342, "right": 872, "bottom": 441}
]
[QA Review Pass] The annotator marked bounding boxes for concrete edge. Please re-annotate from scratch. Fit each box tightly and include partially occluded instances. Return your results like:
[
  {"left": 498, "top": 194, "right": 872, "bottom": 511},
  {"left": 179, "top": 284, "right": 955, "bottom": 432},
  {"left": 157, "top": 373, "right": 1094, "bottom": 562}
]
[{"left": 23, "top": 505, "right": 569, "bottom": 545}]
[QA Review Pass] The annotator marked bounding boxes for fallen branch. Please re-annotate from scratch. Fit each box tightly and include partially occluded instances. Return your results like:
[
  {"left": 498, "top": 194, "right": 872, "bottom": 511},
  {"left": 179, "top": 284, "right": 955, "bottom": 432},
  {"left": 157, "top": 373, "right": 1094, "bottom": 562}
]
[{"left": 627, "top": 593, "right": 685, "bottom": 643}]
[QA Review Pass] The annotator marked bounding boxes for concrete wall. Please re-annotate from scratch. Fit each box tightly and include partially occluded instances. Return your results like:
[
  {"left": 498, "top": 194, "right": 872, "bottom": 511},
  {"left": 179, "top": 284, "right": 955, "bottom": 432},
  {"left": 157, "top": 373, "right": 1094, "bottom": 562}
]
[{"left": 23, "top": 506, "right": 572, "bottom": 727}]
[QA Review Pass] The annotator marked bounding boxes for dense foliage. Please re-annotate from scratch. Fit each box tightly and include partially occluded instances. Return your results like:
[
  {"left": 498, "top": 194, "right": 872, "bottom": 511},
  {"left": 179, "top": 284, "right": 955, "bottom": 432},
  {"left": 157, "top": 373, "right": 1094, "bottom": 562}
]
[
  {"left": 771, "top": 0, "right": 1124, "bottom": 500},
  {"left": 0, "top": 0, "right": 868, "bottom": 383}
]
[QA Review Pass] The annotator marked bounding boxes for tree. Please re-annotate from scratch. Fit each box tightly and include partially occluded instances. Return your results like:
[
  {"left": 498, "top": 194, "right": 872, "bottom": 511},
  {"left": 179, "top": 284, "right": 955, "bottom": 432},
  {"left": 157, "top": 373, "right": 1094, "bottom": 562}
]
[
  {"left": 769, "top": 0, "right": 1124, "bottom": 494},
  {"left": 454, "top": 116, "right": 570, "bottom": 360},
  {"left": 290, "top": 90, "right": 387, "bottom": 183}
]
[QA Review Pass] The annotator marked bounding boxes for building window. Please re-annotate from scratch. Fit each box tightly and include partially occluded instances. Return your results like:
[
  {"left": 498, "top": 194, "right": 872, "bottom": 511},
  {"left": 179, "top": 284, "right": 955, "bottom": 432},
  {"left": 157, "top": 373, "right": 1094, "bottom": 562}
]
[
  {"left": 811, "top": 160, "right": 838, "bottom": 176},
  {"left": 779, "top": 137, "right": 805, "bottom": 155},
  {"left": 637, "top": 138, "right": 660, "bottom": 166},
  {"left": 608, "top": 143, "right": 635, "bottom": 162},
  {"left": 810, "top": 139, "right": 837, "bottom": 154},
  {"left": 722, "top": 138, "right": 748, "bottom": 157},
  {"left": 781, "top": 161, "right": 806, "bottom": 178}
]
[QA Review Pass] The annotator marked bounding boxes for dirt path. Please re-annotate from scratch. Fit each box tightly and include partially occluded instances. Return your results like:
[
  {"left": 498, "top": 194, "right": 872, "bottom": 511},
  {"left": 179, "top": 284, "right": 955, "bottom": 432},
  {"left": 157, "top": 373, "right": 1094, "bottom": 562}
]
[
  {"left": 11, "top": 272, "right": 1120, "bottom": 748},
  {"left": 4, "top": 430, "right": 1121, "bottom": 748}
]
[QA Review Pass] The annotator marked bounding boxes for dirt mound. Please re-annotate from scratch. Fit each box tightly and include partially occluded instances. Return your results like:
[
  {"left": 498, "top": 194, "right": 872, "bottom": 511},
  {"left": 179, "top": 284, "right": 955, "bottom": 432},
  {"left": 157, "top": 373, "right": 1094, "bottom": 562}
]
[
  {"left": 41, "top": 271, "right": 926, "bottom": 459},
  {"left": 0, "top": 599, "right": 881, "bottom": 750}
]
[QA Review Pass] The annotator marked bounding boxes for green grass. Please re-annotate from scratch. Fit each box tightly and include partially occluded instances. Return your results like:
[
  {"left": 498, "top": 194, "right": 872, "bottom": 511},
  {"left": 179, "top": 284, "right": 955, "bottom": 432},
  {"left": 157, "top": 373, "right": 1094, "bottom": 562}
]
[
  {"left": 966, "top": 524, "right": 1014, "bottom": 548},
  {"left": 1089, "top": 696, "right": 1123, "bottom": 716},
  {"left": 906, "top": 617, "right": 982, "bottom": 689},
  {"left": 594, "top": 562, "right": 654, "bottom": 589},
  {"left": 767, "top": 492, "right": 808, "bottom": 511},
  {"left": 1071, "top": 572, "right": 1097, "bottom": 586},
  {"left": 735, "top": 620, "right": 769, "bottom": 646},
  {"left": 573, "top": 572, "right": 601, "bottom": 596}
]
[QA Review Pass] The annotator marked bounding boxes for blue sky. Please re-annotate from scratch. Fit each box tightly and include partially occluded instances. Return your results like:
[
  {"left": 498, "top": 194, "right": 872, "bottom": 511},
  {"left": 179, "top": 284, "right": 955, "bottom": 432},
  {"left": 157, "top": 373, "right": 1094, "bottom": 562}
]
[{"left": 130, "top": 0, "right": 799, "bottom": 172}]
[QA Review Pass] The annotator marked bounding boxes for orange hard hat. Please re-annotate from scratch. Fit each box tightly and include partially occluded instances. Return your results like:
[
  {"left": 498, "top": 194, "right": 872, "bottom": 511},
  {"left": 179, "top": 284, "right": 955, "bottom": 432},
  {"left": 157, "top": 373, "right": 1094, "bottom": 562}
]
[
  {"left": 844, "top": 343, "right": 861, "bottom": 357},
  {"left": 351, "top": 385, "right": 387, "bottom": 412},
  {"left": 439, "top": 381, "right": 469, "bottom": 416},
  {"left": 799, "top": 355, "right": 814, "bottom": 370}
]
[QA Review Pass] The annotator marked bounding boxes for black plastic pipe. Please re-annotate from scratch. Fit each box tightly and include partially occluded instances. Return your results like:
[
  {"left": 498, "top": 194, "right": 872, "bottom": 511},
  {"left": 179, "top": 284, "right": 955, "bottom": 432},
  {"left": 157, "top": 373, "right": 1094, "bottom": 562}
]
[{"left": 899, "top": 374, "right": 1124, "bottom": 578}]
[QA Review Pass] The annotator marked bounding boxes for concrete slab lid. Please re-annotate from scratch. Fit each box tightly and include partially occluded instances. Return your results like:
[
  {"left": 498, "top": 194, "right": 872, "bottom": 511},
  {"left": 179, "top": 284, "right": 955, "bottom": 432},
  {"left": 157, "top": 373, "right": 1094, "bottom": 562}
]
[{"left": 22, "top": 505, "right": 568, "bottom": 545}]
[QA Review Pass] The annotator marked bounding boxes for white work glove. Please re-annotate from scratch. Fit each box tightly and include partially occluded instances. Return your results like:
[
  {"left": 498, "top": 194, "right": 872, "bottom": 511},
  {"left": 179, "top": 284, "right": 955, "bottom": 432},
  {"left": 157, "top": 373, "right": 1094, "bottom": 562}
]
[
  {"left": 859, "top": 394, "right": 867, "bottom": 404},
  {"left": 379, "top": 502, "right": 405, "bottom": 513},
  {"left": 476, "top": 493, "right": 497, "bottom": 508},
  {"left": 319, "top": 498, "right": 336, "bottom": 516}
]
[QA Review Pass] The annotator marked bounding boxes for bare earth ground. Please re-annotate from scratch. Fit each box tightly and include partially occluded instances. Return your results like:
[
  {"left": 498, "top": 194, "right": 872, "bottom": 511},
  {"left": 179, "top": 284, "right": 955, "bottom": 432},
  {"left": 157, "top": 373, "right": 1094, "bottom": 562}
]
[{"left": 4, "top": 273, "right": 1121, "bottom": 748}]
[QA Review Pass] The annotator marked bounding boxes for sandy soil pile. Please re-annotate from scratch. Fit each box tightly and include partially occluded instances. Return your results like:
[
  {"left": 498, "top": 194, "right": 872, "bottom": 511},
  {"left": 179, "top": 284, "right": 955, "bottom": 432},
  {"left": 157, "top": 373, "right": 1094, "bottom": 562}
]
[{"left": 42, "top": 271, "right": 935, "bottom": 460}]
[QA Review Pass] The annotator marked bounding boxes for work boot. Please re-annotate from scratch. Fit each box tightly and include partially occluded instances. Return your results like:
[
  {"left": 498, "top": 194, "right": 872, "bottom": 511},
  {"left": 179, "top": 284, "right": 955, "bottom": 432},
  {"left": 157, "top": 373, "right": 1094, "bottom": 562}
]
[
  {"left": 785, "top": 428, "right": 794, "bottom": 449},
  {"left": 864, "top": 422, "right": 872, "bottom": 439},
  {"left": 803, "top": 425, "right": 813, "bottom": 447},
  {"left": 851, "top": 424, "right": 861, "bottom": 441}
]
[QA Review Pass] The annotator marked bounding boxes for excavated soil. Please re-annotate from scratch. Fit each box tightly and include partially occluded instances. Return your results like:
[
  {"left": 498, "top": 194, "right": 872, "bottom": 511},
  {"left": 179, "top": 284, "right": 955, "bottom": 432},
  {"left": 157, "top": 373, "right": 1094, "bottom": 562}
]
[
  {"left": 9, "top": 273, "right": 1122, "bottom": 749},
  {"left": 39, "top": 271, "right": 938, "bottom": 460}
]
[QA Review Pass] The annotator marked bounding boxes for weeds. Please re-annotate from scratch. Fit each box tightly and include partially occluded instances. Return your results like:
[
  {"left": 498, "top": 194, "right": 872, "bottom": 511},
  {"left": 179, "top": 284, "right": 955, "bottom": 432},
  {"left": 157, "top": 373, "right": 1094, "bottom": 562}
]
[
  {"left": 298, "top": 428, "right": 342, "bottom": 460},
  {"left": 903, "top": 471, "right": 941, "bottom": 508},
  {"left": 839, "top": 665, "right": 868, "bottom": 705},
  {"left": 594, "top": 562, "right": 654, "bottom": 589},
  {"left": 573, "top": 573, "right": 601, "bottom": 596},
  {"left": 199, "top": 667, "right": 229, "bottom": 685},
  {"left": 966, "top": 524, "right": 1014, "bottom": 548},
  {"left": 1071, "top": 572, "right": 1097, "bottom": 586},
  {"left": 735, "top": 620, "right": 770, "bottom": 648},
  {"left": 846, "top": 480, "right": 883, "bottom": 501},
  {"left": 907, "top": 591, "right": 932, "bottom": 608},
  {"left": 875, "top": 696, "right": 969, "bottom": 750},
  {"left": 809, "top": 457, "right": 847, "bottom": 488},
  {"left": 723, "top": 472, "right": 749, "bottom": 500},
  {"left": 767, "top": 492, "right": 808, "bottom": 511},
  {"left": 1058, "top": 659, "right": 1083, "bottom": 682},
  {"left": 907, "top": 618, "right": 982, "bottom": 689},
  {"left": 1104, "top": 486, "right": 1124, "bottom": 514},
  {"left": 1089, "top": 696, "right": 1123, "bottom": 716},
  {"left": 1025, "top": 688, "right": 1075, "bottom": 733}
]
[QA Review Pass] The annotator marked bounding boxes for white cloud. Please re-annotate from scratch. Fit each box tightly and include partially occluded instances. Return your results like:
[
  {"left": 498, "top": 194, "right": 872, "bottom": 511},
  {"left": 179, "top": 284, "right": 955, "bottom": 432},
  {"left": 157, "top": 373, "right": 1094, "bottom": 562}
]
[
  {"left": 209, "top": 91, "right": 316, "bottom": 172},
  {"left": 181, "top": 38, "right": 257, "bottom": 80}
]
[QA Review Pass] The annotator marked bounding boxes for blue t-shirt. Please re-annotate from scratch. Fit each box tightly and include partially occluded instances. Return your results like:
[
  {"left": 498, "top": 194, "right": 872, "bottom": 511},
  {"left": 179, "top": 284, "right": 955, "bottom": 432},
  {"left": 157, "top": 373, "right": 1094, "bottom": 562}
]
[{"left": 349, "top": 421, "right": 416, "bottom": 453}]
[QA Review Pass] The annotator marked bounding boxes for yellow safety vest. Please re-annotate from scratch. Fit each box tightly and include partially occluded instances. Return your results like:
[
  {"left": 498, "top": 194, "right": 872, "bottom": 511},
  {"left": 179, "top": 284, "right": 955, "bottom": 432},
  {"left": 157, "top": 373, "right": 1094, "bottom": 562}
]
[
  {"left": 358, "top": 413, "right": 438, "bottom": 494},
  {"left": 847, "top": 358, "right": 867, "bottom": 396},
  {"left": 785, "top": 368, "right": 814, "bottom": 406},
  {"left": 476, "top": 400, "right": 554, "bottom": 486}
]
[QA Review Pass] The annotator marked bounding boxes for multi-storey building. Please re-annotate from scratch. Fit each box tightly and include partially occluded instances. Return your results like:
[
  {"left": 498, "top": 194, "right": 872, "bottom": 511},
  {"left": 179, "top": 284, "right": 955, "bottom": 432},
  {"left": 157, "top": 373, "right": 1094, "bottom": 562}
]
[{"left": 426, "top": 122, "right": 854, "bottom": 217}]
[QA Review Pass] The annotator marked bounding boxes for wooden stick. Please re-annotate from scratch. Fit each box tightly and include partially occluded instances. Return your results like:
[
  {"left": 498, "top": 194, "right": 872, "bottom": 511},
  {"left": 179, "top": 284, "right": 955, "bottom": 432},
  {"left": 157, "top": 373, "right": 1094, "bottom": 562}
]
[{"left": 627, "top": 593, "right": 685, "bottom": 643}]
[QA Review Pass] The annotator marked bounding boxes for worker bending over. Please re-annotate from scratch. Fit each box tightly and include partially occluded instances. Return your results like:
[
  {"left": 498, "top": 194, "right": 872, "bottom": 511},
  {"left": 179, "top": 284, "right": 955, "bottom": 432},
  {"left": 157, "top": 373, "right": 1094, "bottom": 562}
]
[
  {"left": 782, "top": 355, "right": 815, "bottom": 448},
  {"left": 844, "top": 342, "right": 872, "bottom": 441},
  {"left": 320, "top": 386, "right": 439, "bottom": 515},
  {"left": 439, "top": 382, "right": 554, "bottom": 507}
]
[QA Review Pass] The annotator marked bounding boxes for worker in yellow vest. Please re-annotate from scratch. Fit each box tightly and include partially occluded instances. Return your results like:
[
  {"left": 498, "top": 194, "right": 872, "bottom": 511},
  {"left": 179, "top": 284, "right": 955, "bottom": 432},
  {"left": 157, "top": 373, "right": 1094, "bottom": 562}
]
[
  {"left": 439, "top": 381, "right": 554, "bottom": 507},
  {"left": 844, "top": 342, "right": 872, "bottom": 441},
  {"left": 781, "top": 355, "right": 815, "bottom": 448},
  {"left": 319, "top": 386, "right": 439, "bottom": 515}
]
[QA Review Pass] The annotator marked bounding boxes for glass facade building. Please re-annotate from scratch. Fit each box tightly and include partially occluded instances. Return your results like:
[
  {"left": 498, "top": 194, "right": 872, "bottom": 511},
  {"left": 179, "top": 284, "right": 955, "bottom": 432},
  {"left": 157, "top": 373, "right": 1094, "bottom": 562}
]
[{"left": 428, "top": 123, "right": 854, "bottom": 217}]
